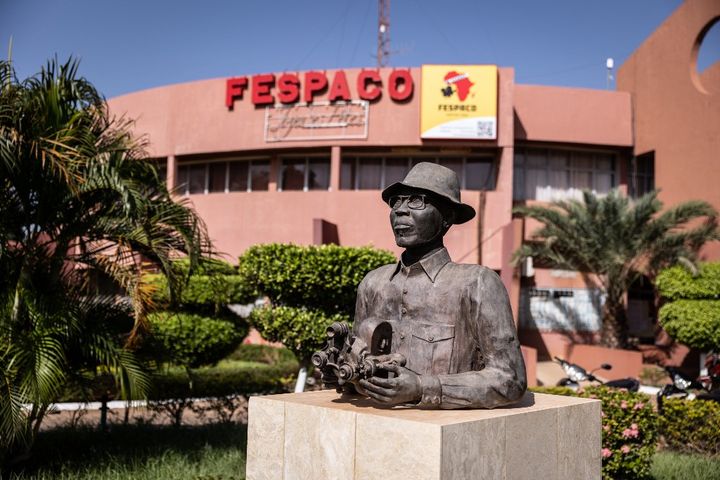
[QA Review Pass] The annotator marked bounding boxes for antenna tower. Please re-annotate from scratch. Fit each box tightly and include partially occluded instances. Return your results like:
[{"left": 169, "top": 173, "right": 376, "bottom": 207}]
[{"left": 377, "top": 0, "right": 390, "bottom": 67}]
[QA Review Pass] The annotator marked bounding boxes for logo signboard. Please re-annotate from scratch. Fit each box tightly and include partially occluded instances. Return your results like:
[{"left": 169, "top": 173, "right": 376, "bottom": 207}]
[{"left": 420, "top": 65, "right": 497, "bottom": 140}]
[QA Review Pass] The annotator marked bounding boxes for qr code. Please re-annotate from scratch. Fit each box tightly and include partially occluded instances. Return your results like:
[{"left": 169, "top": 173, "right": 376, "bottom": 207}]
[{"left": 477, "top": 120, "right": 495, "bottom": 138}]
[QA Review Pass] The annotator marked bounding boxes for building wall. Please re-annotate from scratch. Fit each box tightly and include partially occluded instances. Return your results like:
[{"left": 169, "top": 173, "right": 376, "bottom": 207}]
[
  {"left": 617, "top": 0, "right": 720, "bottom": 259},
  {"left": 108, "top": 63, "right": 637, "bottom": 362}
]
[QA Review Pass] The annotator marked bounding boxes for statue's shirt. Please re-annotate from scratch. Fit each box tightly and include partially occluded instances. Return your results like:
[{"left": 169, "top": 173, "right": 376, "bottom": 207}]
[{"left": 353, "top": 247, "right": 527, "bottom": 409}]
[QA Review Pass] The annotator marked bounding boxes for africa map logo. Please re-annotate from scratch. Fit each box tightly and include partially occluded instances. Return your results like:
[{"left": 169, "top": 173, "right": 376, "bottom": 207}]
[{"left": 440, "top": 71, "right": 474, "bottom": 101}]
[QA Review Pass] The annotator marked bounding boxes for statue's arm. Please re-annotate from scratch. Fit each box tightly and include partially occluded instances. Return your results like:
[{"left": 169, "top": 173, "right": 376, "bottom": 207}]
[{"left": 422, "top": 269, "right": 527, "bottom": 409}]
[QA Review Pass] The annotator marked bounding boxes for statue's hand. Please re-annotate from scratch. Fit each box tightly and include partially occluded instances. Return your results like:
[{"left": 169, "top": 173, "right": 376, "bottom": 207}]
[{"left": 358, "top": 363, "right": 422, "bottom": 406}]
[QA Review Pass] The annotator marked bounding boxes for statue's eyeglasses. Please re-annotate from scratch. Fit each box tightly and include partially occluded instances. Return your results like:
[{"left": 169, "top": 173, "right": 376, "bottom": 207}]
[{"left": 388, "top": 194, "right": 427, "bottom": 210}]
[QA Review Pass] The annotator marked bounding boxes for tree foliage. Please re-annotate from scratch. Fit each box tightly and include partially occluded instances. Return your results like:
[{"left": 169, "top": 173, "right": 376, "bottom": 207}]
[
  {"left": 0, "top": 58, "right": 210, "bottom": 463},
  {"left": 141, "top": 258, "right": 252, "bottom": 369},
  {"left": 145, "top": 312, "right": 247, "bottom": 369},
  {"left": 513, "top": 190, "right": 718, "bottom": 348},
  {"left": 657, "top": 262, "right": 720, "bottom": 351},
  {"left": 240, "top": 244, "right": 395, "bottom": 363},
  {"left": 656, "top": 263, "right": 720, "bottom": 301}
]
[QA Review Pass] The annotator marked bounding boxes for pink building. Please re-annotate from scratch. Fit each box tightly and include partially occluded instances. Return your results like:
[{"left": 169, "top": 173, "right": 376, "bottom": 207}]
[{"left": 108, "top": 0, "right": 719, "bottom": 363}]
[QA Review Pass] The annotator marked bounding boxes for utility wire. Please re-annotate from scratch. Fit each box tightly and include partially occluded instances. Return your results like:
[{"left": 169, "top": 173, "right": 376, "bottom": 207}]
[
  {"left": 350, "top": 0, "right": 373, "bottom": 67},
  {"left": 293, "top": 0, "right": 354, "bottom": 71}
]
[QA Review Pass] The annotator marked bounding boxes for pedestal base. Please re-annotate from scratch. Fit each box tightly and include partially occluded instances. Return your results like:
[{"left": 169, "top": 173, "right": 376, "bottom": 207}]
[{"left": 246, "top": 390, "right": 600, "bottom": 480}]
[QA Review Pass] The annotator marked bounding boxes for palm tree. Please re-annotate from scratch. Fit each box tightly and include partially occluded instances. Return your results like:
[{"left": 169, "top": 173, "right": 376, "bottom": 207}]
[
  {"left": 0, "top": 57, "right": 210, "bottom": 463},
  {"left": 513, "top": 190, "right": 718, "bottom": 349}
]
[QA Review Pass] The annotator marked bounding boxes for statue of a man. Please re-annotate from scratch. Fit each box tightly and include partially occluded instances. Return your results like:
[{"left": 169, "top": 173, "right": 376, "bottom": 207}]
[{"left": 353, "top": 162, "right": 527, "bottom": 409}]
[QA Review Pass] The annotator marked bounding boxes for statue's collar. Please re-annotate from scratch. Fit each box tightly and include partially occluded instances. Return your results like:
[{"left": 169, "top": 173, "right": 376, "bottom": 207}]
[{"left": 391, "top": 247, "right": 451, "bottom": 283}]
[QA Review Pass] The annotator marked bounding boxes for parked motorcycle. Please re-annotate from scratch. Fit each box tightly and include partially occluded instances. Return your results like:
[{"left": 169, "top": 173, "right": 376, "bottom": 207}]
[
  {"left": 554, "top": 357, "right": 640, "bottom": 392},
  {"left": 657, "top": 356, "right": 720, "bottom": 412}
]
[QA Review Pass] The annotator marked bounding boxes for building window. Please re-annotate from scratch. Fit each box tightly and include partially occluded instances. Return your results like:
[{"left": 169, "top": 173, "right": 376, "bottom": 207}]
[
  {"left": 279, "top": 157, "right": 330, "bottom": 191},
  {"left": 177, "top": 159, "right": 270, "bottom": 195},
  {"left": 513, "top": 147, "right": 617, "bottom": 201},
  {"left": 628, "top": 151, "right": 654, "bottom": 198},
  {"left": 341, "top": 155, "right": 495, "bottom": 190}
]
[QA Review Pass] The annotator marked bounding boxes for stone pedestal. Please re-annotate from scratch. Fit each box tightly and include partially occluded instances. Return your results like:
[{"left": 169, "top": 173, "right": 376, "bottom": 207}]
[{"left": 246, "top": 390, "right": 600, "bottom": 480}]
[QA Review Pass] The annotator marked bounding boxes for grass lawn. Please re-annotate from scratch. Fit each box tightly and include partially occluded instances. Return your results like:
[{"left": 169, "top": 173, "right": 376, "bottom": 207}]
[
  {"left": 5, "top": 423, "right": 247, "bottom": 480},
  {"left": 5, "top": 421, "right": 720, "bottom": 480},
  {"left": 652, "top": 451, "right": 720, "bottom": 480}
]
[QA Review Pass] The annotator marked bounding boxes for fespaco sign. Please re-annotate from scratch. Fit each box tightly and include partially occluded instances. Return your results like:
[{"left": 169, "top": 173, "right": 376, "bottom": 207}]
[
  {"left": 226, "top": 69, "right": 412, "bottom": 142},
  {"left": 225, "top": 69, "right": 413, "bottom": 108}
]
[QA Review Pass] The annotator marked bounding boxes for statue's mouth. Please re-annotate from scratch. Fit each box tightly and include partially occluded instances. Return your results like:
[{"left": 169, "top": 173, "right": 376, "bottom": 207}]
[{"left": 393, "top": 225, "right": 413, "bottom": 236}]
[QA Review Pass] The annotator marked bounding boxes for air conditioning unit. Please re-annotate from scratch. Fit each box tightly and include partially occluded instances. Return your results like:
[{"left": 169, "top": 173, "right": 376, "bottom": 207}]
[{"left": 520, "top": 257, "right": 535, "bottom": 278}]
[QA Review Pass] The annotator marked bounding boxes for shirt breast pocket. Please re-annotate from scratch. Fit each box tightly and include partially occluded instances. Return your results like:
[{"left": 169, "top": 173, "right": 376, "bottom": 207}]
[{"left": 409, "top": 323, "right": 455, "bottom": 376}]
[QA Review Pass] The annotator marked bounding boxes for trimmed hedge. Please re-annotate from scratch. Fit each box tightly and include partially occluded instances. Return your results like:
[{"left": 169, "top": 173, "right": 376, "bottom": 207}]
[
  {"left": 145, "top": 273, "right": 255, "bottom": 309},
  {"left": 57, "top": 359, "right": 298, "bottom": 402},
  {"left": 658, "top": 299, "right": 720, "bottom": 352},
  {"left": 656, "top": 263, "right": 720, "bottom": 301},
  {"left": 227, "top": 344, "right": 296, "bottom": 364},
  {"left": 147, "top": 312, "right": 248, "bottom": 368},
  {"left": 238, "top": 244, "right": 395, "bottom": 316},
  {"left": 531, "top": 386, "right": 657, "bottom": 480},
  {"left": 659, "top": 398, "right": 720, "bottom": 456},
  {"left": 171, "top": 257, "right": 238, "bottom": 276},
  {"left": 249, "top": 305, "right": 350, "bottom": 364},
  {"left": 149, "top": 361, "right": 297, "bottom": 400}
]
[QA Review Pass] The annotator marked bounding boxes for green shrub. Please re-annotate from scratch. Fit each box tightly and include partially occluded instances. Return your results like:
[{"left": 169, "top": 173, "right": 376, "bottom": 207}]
[
  {"left": 659, "top": 398, "right": 720, "bottom": 456},
  {"left": 171, "top": 257, "right": 238, "bottom": 276},
  {"left": 249, "top": 305, "right": 349, "bottom": 364},
  {"left": 227, "top": 344, "right": 296, "bottom": 364},
  {"left": 658, "top": 299, "right": 720, "bottom": 351},
  {"left": 532, "top": 386, "right": 657, "bottom": 480},
  {"left": 656, "top": 263, "right": 720, "bottom": 301},
  {"left": 145, "top": 273, "right": 255, "bottom": 310},
  {"left": 585, "top": 387, "right": 658, "bottom": 480},
  {"left": 528, "top": 386, "right": 576, "bottom": 396},
  {"left": 147, "top": 312, "right": 247, "bottom": 368},
  {"left": 238, "top": 244, "right": 395, "bottom": 316}
]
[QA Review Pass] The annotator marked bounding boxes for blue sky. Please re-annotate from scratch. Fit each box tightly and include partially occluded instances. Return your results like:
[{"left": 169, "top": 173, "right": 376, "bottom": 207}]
[{"left": 2, "top": 0, "right": 717, "bottom": 99}]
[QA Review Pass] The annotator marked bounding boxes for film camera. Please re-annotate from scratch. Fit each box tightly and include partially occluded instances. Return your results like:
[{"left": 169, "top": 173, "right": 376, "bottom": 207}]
[{"left": 311, "top": 318, "right": 405, "bottom": 390}]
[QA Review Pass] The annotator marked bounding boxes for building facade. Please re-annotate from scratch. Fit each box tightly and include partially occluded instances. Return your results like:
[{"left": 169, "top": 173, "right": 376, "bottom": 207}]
[{"left": 108, "top": 0, "right": 719, "bottom": 360}]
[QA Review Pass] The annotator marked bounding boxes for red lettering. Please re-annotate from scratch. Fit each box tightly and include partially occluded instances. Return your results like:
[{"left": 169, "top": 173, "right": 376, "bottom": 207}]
[
  {"left": 225, "top": 77, "right": 248, "bottom": 109},
  {"left": 328, "top": 71, "right": 351, "bottom": 102},
  {"left": 252, "top": 74, "right": 275, "bottom": 105},
  {"left": 304, "top": 71, "right": 328, "bottom": 103},
  {"left": 357, "top": 70, "right": 382, "bottom": 101},
  {"left": 277, "top": 73, "right": 300, "bottom": 104},
  {"left": 388, "top": 70, "right": 413, "bottom": 101}
]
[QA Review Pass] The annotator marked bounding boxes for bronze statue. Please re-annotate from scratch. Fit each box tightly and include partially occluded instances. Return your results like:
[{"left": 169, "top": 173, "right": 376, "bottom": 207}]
[{"left": 315, "top": 162, "right": 527, "bottom": 409}]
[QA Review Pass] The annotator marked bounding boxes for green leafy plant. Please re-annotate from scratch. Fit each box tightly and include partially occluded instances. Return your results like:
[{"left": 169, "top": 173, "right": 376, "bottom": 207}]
[
  {"left": 658, "top": 299, "right": 720, "bottom": 352},
  {"left": 656, "top": 263, "right": 720, "bottom": 301},
  {"left": 227, "top": 344, "right": 296, "bottom": 364},
  {"left": 659, "top": 398, "right": 720, "bottom": 456},
  {"left": 657, "top": 262, "right": 720, "bottom": 352},
  {"left": 144, "top": 273, "right": 255, "bottom": 311},
  {"left": 531, "top": 386, "right": 657, "bottom": 479},
  {"left": 0, "top": 58, "right": 210, "bottom": 464},
  {"left": 514, "top": 190, "right": 718, "bottom": 348},
  {"left": 238, "top": 244, "right": 394, "bottom": 316},
  {"left": 146, "top": 312, "right": 247, "bottom": 369},
  {"left": 249, "top": 306, "right": 349, "bottom": 365},
  {"left": 239, "top": 244, "right": 394, "bottom": 366}
]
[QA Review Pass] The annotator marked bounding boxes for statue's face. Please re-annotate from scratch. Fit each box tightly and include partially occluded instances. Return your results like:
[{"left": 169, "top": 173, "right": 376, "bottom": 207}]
[{"left": 389, "top": 189, "right": 447, "bottom": 248}]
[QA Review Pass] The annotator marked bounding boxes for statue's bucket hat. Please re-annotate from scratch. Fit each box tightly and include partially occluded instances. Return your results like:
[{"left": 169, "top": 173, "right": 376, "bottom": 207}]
[{"left": 381, "top": 162, "right": 476, "bottom": 224}]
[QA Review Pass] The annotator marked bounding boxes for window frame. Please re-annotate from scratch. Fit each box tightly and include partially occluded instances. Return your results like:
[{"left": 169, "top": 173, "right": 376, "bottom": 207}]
[
  {"left": 340, "top": 153, "right": 496, "bottom": 191},
  {"left": 513, "top": 146, "right": 620, "bottom": 201},
  {"left": 277, "top": 155, "right": 331, "bottom": 192},
  {"left": 177, "top": 156, "right": 271, "bottom": 195}
]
